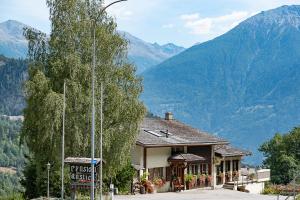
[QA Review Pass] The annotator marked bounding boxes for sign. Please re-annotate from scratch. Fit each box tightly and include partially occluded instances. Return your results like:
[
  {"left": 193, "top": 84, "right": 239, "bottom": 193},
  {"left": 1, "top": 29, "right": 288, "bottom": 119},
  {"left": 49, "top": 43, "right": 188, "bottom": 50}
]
[
  {"left": 64, "top": 157, "right": 102, "bottom": 190},
  {"left": 70, "top": 165, "right": 95, "bottom": 173},
  {"left": 70, "top": 164, "right": 98, "bottom": 182},
  {"left": 70, "top": 172, "right": 97, "bottom": 181}
]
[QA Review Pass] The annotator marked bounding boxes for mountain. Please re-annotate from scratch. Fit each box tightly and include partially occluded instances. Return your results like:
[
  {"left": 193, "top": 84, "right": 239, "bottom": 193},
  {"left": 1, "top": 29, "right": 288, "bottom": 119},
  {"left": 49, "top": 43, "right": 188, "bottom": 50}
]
[
  {"left": 141, "top": 5, "right": 300, "bottom": 164},
  {"left": 0, "top": 20, "right": 184, "bottom": 73},
  {"left": 119, "top": 31, "right": 185, "bottom": 73},
  {"left": 0, "top": 20, "right": 28, "bottom": 58}
]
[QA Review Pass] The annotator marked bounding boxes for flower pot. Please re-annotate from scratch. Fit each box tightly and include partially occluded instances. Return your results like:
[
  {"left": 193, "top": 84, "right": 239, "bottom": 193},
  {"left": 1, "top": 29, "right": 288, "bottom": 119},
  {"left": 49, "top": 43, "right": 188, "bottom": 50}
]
[{"left": 140, "top": 186, "right": 145, "bottom": 194}]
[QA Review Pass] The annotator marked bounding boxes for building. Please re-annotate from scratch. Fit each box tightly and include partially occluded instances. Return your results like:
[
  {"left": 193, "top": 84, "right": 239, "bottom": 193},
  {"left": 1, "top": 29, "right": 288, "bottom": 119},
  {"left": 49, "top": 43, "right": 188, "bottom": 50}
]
[{"left": 131, "top": 112, "right": 252, "bottom": 192}]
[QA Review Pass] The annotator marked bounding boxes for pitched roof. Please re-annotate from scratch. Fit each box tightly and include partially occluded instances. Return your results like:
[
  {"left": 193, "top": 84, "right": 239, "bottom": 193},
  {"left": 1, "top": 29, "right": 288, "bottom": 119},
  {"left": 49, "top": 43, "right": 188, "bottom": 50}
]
[
  {"left": 215, "top": 145, "right": 252, "bottom": 157},
  {"left": 64, "top": 157, "right": 104, "bottom": 165},
  {"left": 168, "top": 153, "right": 206, "bottom": 162},
  {"left": 137, "top": 117, "right": 228, "bottom": 147}
]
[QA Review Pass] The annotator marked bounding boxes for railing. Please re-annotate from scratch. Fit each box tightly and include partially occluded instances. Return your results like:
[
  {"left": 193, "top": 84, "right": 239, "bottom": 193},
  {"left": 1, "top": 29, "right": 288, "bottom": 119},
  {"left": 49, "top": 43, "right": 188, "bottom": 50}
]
[{"left": 256, "top": 169, "right": 271, "bottom": 182}]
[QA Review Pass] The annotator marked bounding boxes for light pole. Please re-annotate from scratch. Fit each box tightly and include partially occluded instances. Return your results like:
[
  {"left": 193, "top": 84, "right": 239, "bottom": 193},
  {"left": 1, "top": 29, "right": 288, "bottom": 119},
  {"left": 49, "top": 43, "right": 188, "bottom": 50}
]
[
  {"left": 90, "top": 1, "right": 127, "bottom": 200},
  {"left": 47, "top": 162, "right": 51, "bottom": 200},
  {"left": 61, "top": 81, "right": 66, "bottom": 200}
]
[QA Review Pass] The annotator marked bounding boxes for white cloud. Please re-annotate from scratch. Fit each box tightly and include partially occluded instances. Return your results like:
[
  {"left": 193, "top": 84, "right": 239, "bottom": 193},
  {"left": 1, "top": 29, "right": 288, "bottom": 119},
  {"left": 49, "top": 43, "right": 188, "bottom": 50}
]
[
  {"left": 180, "top": 13, "right": 200, "bottom": 21},
  {"left": 162, "top": 23, "right": 175, "bottom": 29},
  {"left": 180, "top": 11, "right": 254, "bottom": 37}
]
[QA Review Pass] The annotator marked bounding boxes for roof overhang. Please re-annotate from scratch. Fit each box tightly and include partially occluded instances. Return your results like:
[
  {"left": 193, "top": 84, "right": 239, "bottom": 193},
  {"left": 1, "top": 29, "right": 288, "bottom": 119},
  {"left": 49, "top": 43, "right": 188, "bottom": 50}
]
[
  {"left": 136, "top": 141, "right": 229, "bottom": 148},
  {"left": 64, "top": 157, "right": 105, "bottom": 166},
  {"left": 168, "top": 153, "right": 206, "bottom": 163}
]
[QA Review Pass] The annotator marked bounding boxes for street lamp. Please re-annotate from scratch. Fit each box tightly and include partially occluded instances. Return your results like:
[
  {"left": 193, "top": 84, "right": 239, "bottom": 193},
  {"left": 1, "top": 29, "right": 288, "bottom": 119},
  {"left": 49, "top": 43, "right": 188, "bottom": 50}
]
[
  {"left": 90, "top": 1, "right": 127, "bottom": 200},
  {"left": 47, "top": 162, "right": 51, "bottom": 200},
  {"left": 61, "top": 80, "right": 66, "bottom": 200}
]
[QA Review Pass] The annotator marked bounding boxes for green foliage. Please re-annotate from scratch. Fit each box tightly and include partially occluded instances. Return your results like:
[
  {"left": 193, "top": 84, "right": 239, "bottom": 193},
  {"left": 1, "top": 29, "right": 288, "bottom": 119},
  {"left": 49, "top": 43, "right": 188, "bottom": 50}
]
[
  {"left": 0, "top": 117, "right": 26, "bottom": 198},
  {"left": 184, "top": 173, "right": 194, "bottom": 183},
  {"left": 0, "top": 55, "right": 27, "bottom": 115},
  {"left": 0, "top": 172, "right": 24, "bottom": 198},
  {"left": 262, "top": 182, "right": 280, "bottom": 195},
  {"left": 259, "top": 127, "right": 300, "bottom": 184},
  {"left": 110, "top": 162, "right": 136, "bottom": 193},
  {"left": 140, "top": 172, "right": 149, "bottom": 183},
  {"left": 21, "top": 0, "right": 145, "bottom": 198},
  {"left": 0, "top": 117, "right": 25, "bottom": 167}
]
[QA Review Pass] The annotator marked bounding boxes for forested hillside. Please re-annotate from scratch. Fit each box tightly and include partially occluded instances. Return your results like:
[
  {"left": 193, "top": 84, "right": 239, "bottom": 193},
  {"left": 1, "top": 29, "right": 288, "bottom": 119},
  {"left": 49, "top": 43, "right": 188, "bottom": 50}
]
[
  {"left": 0, "top": 55, "right": 27, "bottom": 115},
  {"left": 142, "top": 5, "right": 300, "bottom": 164},
  {"left": 0, "top": 116, "right": 26, "bottom": 197}
]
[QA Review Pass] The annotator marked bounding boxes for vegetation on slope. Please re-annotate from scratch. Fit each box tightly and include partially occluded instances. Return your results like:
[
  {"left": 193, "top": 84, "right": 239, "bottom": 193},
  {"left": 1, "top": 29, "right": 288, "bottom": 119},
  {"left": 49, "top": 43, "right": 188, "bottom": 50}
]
[
  {"left": 0, "top": 55, "right": 27, "bottom": 115},
  {"left": 260, "top": 127, "right": 300, "bottom": 184},
  {"left": 0, "top": 116, "right": 26, "bottom": 197}
]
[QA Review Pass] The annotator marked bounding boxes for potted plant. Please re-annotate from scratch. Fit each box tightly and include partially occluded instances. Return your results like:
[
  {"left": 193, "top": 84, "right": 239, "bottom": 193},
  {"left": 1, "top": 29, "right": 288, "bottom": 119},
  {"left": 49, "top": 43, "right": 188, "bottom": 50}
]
[
  {"left": 218, "top": 172, "right": 225, "bottom": 183},
  {"left": 184, "top": 173, "right": 194, "bottom": 190},
  {"left": 140, "top": 172, "right": 154, "bottom": 194},
  {"left": 140, "top": 172, "right": 149, "bottom": 184},
  {"left": 140, "top": 185, "right": 145, "bottom": 194},
  {"left": 199, "top": 174, "right": 206, "bottom": 187},
  {"left": 206, "top": 175, "right": 212, "bottom": 187},
  {"left": 226, "top": 172, "right": 232, "bottom": 182},
  {"left": 233, "top": 171, "right": 239, "bottom": 181}
]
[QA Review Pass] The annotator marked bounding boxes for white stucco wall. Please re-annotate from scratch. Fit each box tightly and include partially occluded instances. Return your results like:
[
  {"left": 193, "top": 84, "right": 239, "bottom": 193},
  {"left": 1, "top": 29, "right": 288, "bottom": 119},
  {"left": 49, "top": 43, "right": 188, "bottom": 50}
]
[
  {"left": 245, "top": 182, "right": 265, "bottom": 194},
  {"left": 146, "top": 147, "right": 171, "bottom": 168},
  {"left": 131, "top": 145, "right": 143, "bottom": 166}
]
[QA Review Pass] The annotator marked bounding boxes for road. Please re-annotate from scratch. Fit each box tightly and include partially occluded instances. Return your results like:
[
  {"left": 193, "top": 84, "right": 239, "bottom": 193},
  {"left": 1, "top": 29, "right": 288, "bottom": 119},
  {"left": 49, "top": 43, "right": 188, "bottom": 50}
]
[{"left": 115, "top": 189, "right": 283, "bottom": 200}]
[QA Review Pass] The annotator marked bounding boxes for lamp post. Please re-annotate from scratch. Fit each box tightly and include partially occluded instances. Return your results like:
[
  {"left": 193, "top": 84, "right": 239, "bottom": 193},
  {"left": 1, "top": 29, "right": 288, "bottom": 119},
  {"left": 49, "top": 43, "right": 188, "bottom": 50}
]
[
  {"left": 61, "top": 81, "right": 66, "bottom": 200},
  {"left": 47, "top": 162, "right": 51, "bottom": 200},
  {"left": 90, "top": 1, "right": 127, "bottom": 200}
]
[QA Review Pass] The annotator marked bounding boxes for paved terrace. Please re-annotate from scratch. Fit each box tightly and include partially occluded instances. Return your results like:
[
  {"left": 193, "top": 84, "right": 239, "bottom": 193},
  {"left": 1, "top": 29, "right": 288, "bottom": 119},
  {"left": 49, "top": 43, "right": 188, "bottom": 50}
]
[{"left": 115, "top": 189, "right": 285, "bottom": 200}]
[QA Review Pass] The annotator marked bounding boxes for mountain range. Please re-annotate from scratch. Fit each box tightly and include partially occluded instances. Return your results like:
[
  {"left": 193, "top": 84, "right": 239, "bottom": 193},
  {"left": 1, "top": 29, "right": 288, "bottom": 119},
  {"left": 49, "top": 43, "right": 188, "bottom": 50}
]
[
  {"left": 141, "top": 5, "right": 300, "bottom": 164},
  {"left": 0, "top": 20, "right": 184, "bottom": 73},
  {"left": 2, "top": 5, "right": 300, "bottom": 165}
]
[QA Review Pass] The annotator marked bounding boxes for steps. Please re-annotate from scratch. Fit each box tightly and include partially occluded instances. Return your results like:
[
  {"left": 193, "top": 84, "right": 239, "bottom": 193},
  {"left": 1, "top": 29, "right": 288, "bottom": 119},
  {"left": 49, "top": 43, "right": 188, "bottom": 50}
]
[{"left": 223, "top": 183, "right": 235, "bottom": 190}]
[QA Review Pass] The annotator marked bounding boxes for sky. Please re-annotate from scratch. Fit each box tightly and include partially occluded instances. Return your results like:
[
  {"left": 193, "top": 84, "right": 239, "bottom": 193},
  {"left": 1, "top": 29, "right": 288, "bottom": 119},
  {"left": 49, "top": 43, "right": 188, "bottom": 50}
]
[{"left": 1, "top": 0, "right": 300, "bottom": 47}]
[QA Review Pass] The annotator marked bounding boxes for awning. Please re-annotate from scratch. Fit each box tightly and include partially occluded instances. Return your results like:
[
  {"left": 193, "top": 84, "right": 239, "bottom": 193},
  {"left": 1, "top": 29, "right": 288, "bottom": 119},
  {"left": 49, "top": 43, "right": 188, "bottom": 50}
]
[
  {"left": 131, "top": 164, "right": 145, "bottom": 170},
  {"left": 168, "top": 153, "right": 206, "bottom": 163},
  {"left": 215, "top": 145, "right": 252, "bottom": 157}
]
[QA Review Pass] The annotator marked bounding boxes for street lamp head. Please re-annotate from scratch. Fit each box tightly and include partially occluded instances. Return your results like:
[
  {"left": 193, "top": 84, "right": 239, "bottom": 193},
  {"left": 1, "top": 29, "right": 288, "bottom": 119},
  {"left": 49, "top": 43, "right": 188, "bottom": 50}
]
[{"left": 47, "top": 162, "right": 51, "bottom": 170}]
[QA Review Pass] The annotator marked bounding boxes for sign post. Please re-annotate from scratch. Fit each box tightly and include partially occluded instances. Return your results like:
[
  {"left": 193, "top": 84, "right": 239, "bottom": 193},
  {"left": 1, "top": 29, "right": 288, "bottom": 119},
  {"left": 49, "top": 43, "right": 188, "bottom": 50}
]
[{"left": 64, "top": 157, "right": 104, "bottom": 200}]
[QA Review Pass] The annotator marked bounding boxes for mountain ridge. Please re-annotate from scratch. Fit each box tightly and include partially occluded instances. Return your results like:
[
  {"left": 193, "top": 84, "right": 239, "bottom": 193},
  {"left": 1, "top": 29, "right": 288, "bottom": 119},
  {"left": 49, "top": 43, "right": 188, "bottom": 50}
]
[
  {"left": 142, "top": 5, "right": 300, "bottom": 164},
  {"left": 0, "top": 20, "right": 185, "bottom": 73}
]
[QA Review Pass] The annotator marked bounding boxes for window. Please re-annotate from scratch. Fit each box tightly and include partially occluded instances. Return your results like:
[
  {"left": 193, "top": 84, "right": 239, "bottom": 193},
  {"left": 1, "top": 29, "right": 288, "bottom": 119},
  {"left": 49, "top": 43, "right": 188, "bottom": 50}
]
[
  {"left": 200, "top": 163, "right": 208, "bottom": 174},
  {"left": 148, "top": 167, "right": 164, "bottom": 181},
  {"left": 188, "top": 164, "right": 198, "bottom": 175},
  {"left": 233, "top": 160, "right": 239, "bottom": 171},
  {"left": 171, "top": 146, "right": 184, "bottom": 155},
  {"left": 226, "top": 161, "right": 230, "bottom": 171}
]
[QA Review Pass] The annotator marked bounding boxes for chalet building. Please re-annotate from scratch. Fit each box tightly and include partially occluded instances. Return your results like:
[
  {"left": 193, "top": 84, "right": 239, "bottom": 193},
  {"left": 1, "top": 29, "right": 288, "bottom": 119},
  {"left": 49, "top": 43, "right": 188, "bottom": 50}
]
[{"left": 131, "top": 112, "right": 251, "bottom": 191}]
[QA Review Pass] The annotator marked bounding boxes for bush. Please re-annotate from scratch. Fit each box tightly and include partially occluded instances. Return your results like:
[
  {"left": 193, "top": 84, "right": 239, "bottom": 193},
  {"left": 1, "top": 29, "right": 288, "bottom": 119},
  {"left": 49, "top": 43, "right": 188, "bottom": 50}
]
[
  {"left": 111, "top": 163, "right": 136, "bottom": 193},
  {"left": 262, "top": 183, "right": 280, "bottom": 195},
  {"left": 184, "top": 173, "right": 193, "bottom": 183}
]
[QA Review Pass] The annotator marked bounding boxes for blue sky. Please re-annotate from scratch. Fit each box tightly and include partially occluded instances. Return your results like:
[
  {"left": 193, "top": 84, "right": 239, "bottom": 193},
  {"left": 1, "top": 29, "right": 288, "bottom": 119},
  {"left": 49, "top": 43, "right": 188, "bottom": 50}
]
[{"left": 1, "top": 0, "right": 300, "bottom": 47}]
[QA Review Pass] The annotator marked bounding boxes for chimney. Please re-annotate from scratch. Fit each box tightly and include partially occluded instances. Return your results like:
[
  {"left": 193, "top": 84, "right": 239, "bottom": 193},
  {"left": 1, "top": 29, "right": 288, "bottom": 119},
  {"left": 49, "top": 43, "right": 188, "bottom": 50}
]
[{"left": 165, "top": 112, "right": 173, "bottom": 120}]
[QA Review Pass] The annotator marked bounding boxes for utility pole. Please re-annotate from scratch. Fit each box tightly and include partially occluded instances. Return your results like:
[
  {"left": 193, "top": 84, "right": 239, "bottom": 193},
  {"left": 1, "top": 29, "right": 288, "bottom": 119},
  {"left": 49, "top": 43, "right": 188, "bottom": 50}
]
[
  {"left": 47, "top": 162, "right": 51, "bottom": 200},
  {"left": 90, "top": 1, "right": 127, "bottom": 200},
  {"left": 61, "top": 81, "right": 66, "bottom": 200},
  {"left": 91, "top": 16, "right": 96, "bottom": 200},
  {"left": 100, "top": 82, "right": 103, "bottom": 200}
]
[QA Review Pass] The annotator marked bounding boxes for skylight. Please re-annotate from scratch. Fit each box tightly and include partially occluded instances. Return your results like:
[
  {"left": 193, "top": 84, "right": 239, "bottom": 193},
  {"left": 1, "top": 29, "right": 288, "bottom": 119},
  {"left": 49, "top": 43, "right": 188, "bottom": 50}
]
[{"left": 144, "top": 130, "right": 162, "bottom": 137}]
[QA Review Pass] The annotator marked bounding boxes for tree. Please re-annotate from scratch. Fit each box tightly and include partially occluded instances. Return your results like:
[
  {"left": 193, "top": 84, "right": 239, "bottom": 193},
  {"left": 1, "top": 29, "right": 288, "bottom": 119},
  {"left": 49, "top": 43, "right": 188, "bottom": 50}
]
[
  {"left": 259, "top": 128, "right": 300, "bottom": 184},
  {"left": 21, "top": 0, "right": 145, "bottom": 197}
]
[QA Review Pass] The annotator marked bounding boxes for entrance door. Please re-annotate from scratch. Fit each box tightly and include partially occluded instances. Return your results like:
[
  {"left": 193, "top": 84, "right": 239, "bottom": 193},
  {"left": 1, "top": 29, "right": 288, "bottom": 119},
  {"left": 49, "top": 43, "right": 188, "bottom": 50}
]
[{"left": 172, "top": 165, "right": 185, "bottom": 184}]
